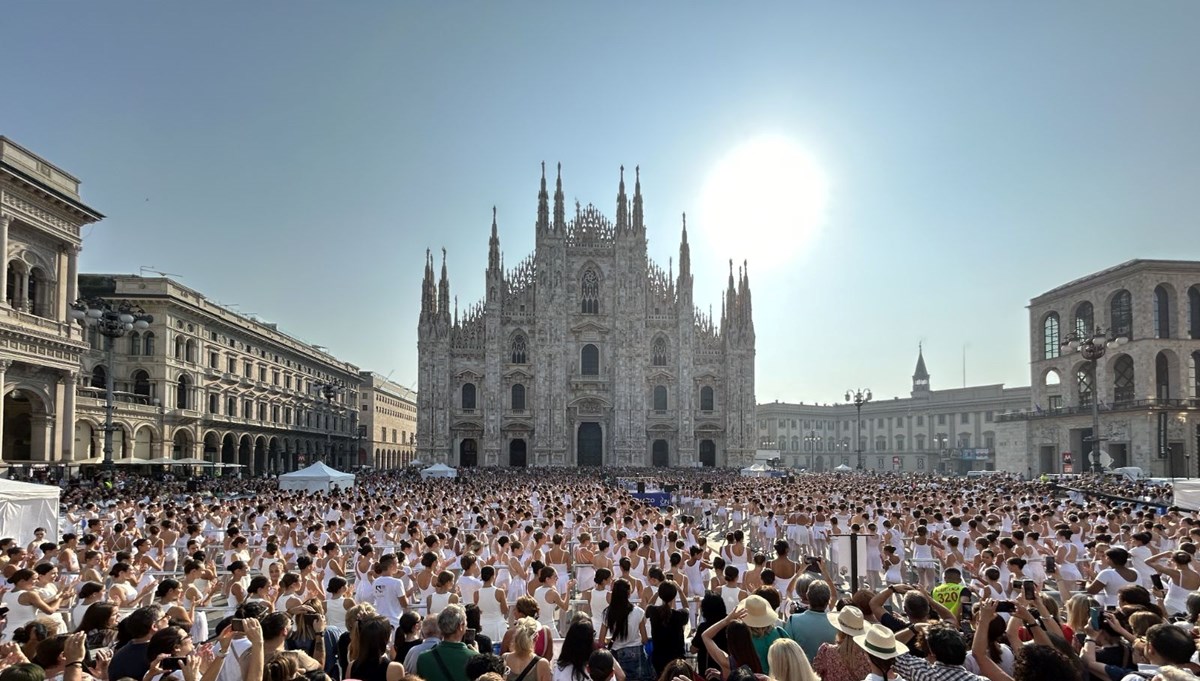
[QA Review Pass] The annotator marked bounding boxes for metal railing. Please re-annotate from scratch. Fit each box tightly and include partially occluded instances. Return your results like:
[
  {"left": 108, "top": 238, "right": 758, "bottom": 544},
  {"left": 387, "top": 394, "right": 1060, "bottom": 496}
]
[{"left": 998, "top": 397, "right": 1200, "bottom": 422}]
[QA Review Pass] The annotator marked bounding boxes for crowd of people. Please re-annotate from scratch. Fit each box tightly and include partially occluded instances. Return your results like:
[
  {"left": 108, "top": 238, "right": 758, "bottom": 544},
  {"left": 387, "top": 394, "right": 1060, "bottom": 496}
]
[{"left": 0, "top": 467, "right": 1195, "bottom": 681}]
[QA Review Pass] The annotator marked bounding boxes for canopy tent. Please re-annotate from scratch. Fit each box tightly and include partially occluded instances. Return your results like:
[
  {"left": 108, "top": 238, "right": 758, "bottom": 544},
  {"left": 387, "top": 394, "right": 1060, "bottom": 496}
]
[
  {"left": 0, "top": 479, "right": 60, "bottom": 543},
  {"left": 420, "top": 463, "right": 458, "bottom": 479},
  {"left": 834, "top": 464, "right": 853, "bottom": 472},
  {"left": 739, "top": 463, "right": 771, "bottom": 477},
  {"left": 278, "top": 462, "right": 355, "bottom": 493}
]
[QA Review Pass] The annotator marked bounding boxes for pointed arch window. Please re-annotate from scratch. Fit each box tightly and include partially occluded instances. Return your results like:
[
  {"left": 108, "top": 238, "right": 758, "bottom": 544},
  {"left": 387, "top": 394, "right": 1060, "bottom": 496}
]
[
  {"left": 1113, "top": 355, "right": 1135, "bottom": 404},
  {"left": 699, "top": 385, "right": 714, "bottom": 411},
  {"left": 581, "top": 344, "right": 599, "bottom": 376},
  {"left": 1043, "top": 313, "right": 1060, "bottom": 360},
  {"left": 461, "top": 382, "right": 476, "bottom": 410},
  {"left": 652, "top": 385, "right": 668, "bottom": 412},
  {"left": 511, "top": 383, "right": 526, "bottom": 411},
  {"left": 652, "top": 337, "right": 668, "bottom": 367},
  {"left": 1111, "top": 290, "right": 1133, "bottom": 339},
  {"left": 511, "top": 334, "right": 527, "bottom": 364},
  {"left": 581, "top": 268, "right": 599, "bottom": 314}
]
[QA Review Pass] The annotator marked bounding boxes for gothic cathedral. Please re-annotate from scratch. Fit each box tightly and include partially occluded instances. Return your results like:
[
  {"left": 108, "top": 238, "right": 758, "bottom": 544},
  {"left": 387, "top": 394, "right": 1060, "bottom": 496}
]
[{"left": 415, "top": 165, "right": 756, "bottom": 468}]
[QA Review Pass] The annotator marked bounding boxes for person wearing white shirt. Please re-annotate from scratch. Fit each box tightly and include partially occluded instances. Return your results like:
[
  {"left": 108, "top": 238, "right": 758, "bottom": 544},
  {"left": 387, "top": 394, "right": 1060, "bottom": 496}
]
[{"left": 372, "top": 557, "right": 409, "bottom": 626}]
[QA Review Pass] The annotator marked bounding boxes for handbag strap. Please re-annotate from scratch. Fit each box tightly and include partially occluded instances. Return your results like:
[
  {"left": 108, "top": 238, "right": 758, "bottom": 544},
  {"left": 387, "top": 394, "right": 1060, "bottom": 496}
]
[{"left": 431, "top": 647, "right": 455, "bottom": 681}]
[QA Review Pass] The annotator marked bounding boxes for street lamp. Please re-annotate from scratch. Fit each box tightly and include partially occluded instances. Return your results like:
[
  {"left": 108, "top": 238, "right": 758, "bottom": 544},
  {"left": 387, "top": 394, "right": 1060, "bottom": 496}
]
[
  {"left": 313, "top": 380, "right": 343, "bottom": 466},
  {"left": 69, "top": 298, "right": 153, "bottom": 471},
  {"left": 1060, "top": 326, "right": 1127, "bottom": 473},
  {"left": 804, "top": 430, "right": 819, "bottom": 470},
  {"left": 845, "top": 388, "right": 872, "bottom": 470}
]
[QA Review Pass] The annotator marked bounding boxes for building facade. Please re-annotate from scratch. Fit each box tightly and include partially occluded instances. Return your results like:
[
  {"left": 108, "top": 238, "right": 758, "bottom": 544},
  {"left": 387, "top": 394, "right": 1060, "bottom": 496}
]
[
  {"left": 359, "top": 372, "right": 416, "bottom": 469},
  {"left": 1, "top": 137, "right": 99, "bottom": 463},
  {"left": 75, "top": 274, "right": 362, "bottom": 474},
  {"left": 416, "top": 165, "right": 757, "bottom": 468},
  {"left": 757, "top": 348, "right": 1030, "bottom": 474},
  {"left": 996, "top": 260, "right": 1200, "bottom": 476}
]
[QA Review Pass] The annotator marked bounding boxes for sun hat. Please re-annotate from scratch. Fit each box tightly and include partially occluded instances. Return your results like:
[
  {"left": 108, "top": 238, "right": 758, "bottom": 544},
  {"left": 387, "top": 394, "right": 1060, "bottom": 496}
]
[
  {"left": 738, "top": 595, "right": 780, "bottom": 628},
  {"left": 852, "top": 623, "right": 909, "bottom": 659},
  {"left": 826, "top": 606, "right": 867, "bottom": 637}
]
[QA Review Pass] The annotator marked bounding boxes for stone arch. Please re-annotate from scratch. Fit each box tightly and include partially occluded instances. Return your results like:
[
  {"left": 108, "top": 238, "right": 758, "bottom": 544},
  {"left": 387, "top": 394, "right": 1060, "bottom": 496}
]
[
  {"left": 699, "top": 439, "right": 716, "bottom": 467},
  {"left": 1042, "top": 312, "right": 1060, "bottom": 360},
  {"left": 173, "top": 429, "right": 194, "bottom": 459},
  {"left": 132, "top": 369, "right": 152, "bottom": 399},
  {"left": 27, "top": 265, "right": 55, "bottom": 318},
  {"left": 509, "top": 438, "right": 527, "bottom": 468},
  {"left": 90, "top": 365, "right": 108, "bottom": 389},
  {"left": 221, "top": 433, "right": 237, "bottom": 464},
  {"left": 1154, "top": 283, "right": 1176, "bottom": 339},
  {"left": 132, "top": 424, "right": 157, "bottom": 459},
  {"left": 579, "top": 262, "right": 603, "bottom": 314},
  {"left": 74, "top": 420, "right": 98, "bottom": 460},
  {"left": 238, "top": 434, "right": 253, "bottom": 470},
  {"left": 510, "top": 330, "right": 528, "bottom": 364},
  {"left": 253, "top": 436, "right": 267, "bottom": 476},
  {"left": 1156, "top": 349, "right": 1180, "bottom": 401},
  {"left": 202, "top": 430, "right": 221, "bottom": 463},
  {"left": 268, "top": 436, "right": 281, "bottom": 474},
  {"left": 1073, "top": 301, "right": 1095, "bottom": 337},
  {"left": 1043, "top": 368, "right": 1062, "bottom": 386},
  {"left": 651, "top": 335, "right": 669, "bottom": 367},
  {"left": 652, "top": 439, "right": 670, "bottom": 467},
  {"left": 2, "top": 387, "right": 51, "bottom": 461}
]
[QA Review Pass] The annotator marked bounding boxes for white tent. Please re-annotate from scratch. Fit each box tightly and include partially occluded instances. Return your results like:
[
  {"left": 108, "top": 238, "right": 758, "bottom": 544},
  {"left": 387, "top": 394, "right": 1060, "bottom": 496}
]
[
  {"left": 0, "top": 479, "right": 60, "bottom": 543},
  {"left": 420, "top": 463, "right": 458, "bottom": 479},
  {"left": 277, "top": 462, "right": 355, "bottom": 493},
  {"left": 739, "top": 463, "right": 771, "bottom": 477},
  {"left": 834, "top": 464, "right": 853, "bottom": 472}
]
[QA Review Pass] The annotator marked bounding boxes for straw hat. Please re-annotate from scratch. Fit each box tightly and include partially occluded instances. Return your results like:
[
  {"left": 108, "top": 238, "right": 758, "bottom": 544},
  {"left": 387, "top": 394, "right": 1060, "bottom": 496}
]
[
  {"left": 738, "top": 595, "right": 780, "bottom": 628},
  {"left": 852, "top": 623, "right": 909, "bottom": 659},
  {"left": 827, "top": 606, "right": 867, "bottom": 637}
]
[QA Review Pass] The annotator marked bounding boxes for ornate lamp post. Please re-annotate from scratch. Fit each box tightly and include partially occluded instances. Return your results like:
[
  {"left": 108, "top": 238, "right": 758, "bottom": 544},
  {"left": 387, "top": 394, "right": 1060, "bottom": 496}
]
[
  {"left": 845, "top": 388, "right": 872, "bottom": 470},
  {"left": 1060, "top": 327, "right": 1127, "bottom": 473},
  {"left": 69, "top": 298, "right": 153, "bottom": 471},
  {"left": 314, "top": 380, "right": 343, "bottom": 466},
  {"left": 804, "top": 430, "right": 819, "bottom": 469}
]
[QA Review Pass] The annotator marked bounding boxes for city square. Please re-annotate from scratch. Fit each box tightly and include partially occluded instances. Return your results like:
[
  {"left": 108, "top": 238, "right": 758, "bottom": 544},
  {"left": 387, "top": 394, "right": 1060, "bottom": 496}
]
[{"left": 0, "top": 5, "right": 1199, "bottom": 681}]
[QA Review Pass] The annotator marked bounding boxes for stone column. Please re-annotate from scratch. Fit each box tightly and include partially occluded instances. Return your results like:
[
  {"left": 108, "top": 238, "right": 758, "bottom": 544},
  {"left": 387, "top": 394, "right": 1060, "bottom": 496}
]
[
  {"left": 66, "top": 378, "right": 79, "bottom": 461},
  {"left": 52, "top": 372, "right": 66, "bottom": 461},
  {"left": 0, "top": 360, "right": 9, "bottom": 453},
  {"left": 62, "top": 245, "right": 79, "bottom": 326},
  {"left": 0, "top": 215, "right": 9, "bottom": 305}
]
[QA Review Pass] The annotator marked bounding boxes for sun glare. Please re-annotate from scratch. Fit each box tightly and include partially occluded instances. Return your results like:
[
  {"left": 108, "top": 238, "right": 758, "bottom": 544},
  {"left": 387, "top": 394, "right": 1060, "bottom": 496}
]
[{"left": 698, "top": 135, "right": 829, "bottom": 271}]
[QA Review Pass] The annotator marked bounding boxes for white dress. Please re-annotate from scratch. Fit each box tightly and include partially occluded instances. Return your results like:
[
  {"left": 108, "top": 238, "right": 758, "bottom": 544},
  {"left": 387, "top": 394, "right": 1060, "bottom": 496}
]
[
  {"left": 477, "top": 585, "right": 507, "bottom": 642},
  {"left": 534, "top": 585, "right": 558, "bottom": 631}
]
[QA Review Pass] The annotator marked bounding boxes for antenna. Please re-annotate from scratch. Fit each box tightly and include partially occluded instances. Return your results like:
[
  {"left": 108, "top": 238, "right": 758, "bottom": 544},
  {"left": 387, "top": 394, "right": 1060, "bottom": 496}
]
[{"left": 139, "top": 266, "right": 182, "bottom": 278}]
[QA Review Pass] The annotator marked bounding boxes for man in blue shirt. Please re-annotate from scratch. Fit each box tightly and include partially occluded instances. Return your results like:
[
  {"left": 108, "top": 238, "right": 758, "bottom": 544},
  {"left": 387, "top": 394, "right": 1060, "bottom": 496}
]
[{"left": 783, "top": 578, "right": 837, "bottom": 661}]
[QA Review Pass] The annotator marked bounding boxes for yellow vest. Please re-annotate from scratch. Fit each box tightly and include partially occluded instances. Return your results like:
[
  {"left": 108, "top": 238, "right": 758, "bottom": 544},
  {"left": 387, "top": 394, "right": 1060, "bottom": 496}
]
[{"left": 932, "top": 582, "right": 966, "bottom": 616}]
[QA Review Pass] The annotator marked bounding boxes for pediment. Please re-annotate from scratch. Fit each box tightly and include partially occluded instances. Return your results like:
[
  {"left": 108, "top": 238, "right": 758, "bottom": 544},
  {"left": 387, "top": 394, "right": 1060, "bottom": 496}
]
[
  {"left": 453, "top": 369, "right": 483, "bottom": 380},
  {"left": 570, "top": 320, "right": 610, "bottom": 335},
  {"left": 693, "top": 371, "right": 719, "bottom": 382},
  {"left": 503, "top": 368, "right": 534, "bottom": 380},
  {"left": 647, "top": 369, "right": 674, "bottom": 382},
  {"left": 647, "top": 423, "right": 677, "bottom": 432},
  {"left": 450, "top": 418, "right": 484, "bottom": 431}
]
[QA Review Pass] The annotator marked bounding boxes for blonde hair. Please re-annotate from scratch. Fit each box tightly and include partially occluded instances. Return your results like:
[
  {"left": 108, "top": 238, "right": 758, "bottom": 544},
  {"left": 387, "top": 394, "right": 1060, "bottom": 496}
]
[
  {"left": 345, "top": 603, "right": 378, "bottom": 663},
  {"left": 769, "top": 638, "right": 820, "bottom": 681},
  {"left": 1065, "top": 594, "right": 1092, "bottom": 633},
  {"left": 512, "top": 616, "right": 540, "bottom": 655}
]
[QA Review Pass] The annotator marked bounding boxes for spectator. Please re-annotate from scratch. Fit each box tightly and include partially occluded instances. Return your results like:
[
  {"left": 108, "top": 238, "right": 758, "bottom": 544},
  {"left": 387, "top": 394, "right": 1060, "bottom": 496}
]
[
  {"left": 345, "top": 615, "right": 404, "bottom": 681},
  {"left": 416, "top": 604, "right": 479, "bottom": 681},
  {"left": 403, "top": 614, "right": 442, "bottom": 671},
  {"left": 740, "top": 595, "right": 787, "bottom": 676},
  {"left": 767, "top": 639, "right": 819, "bottom": 681},
  {"left": 783, "top": 580, "right": 837, "bottom": 662},
  {"left": 107, "top": 605, "right": 166, "bottom": 681},
  {"left": 892, "top": 620, "right": 988, "bottom": 681},
  {"left": 812, "top": 606, "right": 870, "bottom": 681},
  {"left": 689, "top": 593, "right": 727, "bottom": 676}
]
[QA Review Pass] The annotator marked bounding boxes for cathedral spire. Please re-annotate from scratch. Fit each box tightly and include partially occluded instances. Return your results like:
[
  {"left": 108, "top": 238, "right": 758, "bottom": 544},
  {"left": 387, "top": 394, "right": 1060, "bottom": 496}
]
[
  {"left": 420, "top": 248, "right": 435, "bottom": 320},
  {"left": 488, "top": 206, "right": 501, "bottom": 272},
  {"left": 536, "top": 161, "right": 549, "bottom": 233},
  {"left": 437, "top": 247, "right": 450, "bottom": 320},
  {"left": 678, "top": 213, "right": 691, "bottom": 281},
  {"left": 616, "top": 165, "right": 628, "bottom": 232},
  {"left": 632, "top": 165, "right": 644, "bottom": 232},
  {"left": 553, "top": 162, "right": 565, "bottom": 233}
]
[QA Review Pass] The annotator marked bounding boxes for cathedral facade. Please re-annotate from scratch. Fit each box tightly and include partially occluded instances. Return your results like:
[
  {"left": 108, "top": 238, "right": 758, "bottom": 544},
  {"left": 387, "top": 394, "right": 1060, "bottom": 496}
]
[{"left": 416, "top": 165, "right": 757, "bottom": 468}]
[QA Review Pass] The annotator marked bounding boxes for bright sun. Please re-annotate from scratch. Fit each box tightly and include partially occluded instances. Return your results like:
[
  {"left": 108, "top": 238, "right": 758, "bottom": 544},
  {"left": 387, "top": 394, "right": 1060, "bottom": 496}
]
[{"left": 698, "top": 135, "right": 829, "bottom": 271}]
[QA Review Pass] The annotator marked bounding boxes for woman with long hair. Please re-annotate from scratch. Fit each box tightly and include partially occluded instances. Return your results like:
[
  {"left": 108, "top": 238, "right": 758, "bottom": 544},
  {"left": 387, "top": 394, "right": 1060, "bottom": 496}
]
[
  {"left": 73, "top": 602, "right": 119, "bottom": 651},
  {"left": 345, "top": 614, "right": 404, "bottom": 681},
  {"left": 645, "top": 582, "right": 689, "bottom": 678},
  {"left": 767, "top": 639, "right": 819, "bottom": 681},
  {"left": 597, "top": 579, "right": 648, "bottom": 681},
  {"left": 503, "top": 617, "right": 553, "bottom": 681},
  {"left": 555, "top": 619, "right": 597, "bottom": 681},
  {"left": 700, "top": 610, "right": 762, "bottom": 680},
  {"left": 156, "top": 579, "right": 194, "bottom": 631},
  {"left": 655, "top": 660, "right": 696, "bottom": 681},
  {"left": 533, "top": 567, "right": 573, "bottom": 636},
  {"left": 70, "top": 582, "right": 105, "bottom": 630},
  {"left": 1145, "top": 550, "right": 1200, "bottom": 617},
  {"left": 812, "top": 607, "right": 869, "bottom": 681},
  {"left": 144, "top": 626, "right": 196, "bottom": 681},
  {"left": 690, "top": 593, "right": 727, "bottom": 677},
  {"left": 5, "top": 570, "right": 68, "bottom": 638},
  {"left": 503, "top": 596, "right": 555, "bottom": 659}
]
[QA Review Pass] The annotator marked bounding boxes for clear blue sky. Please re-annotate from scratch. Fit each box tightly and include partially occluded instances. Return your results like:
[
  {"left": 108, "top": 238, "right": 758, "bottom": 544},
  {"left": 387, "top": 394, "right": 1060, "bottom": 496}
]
[{"left": 5, "top": 3, "right": 1198, "bottom": 402}]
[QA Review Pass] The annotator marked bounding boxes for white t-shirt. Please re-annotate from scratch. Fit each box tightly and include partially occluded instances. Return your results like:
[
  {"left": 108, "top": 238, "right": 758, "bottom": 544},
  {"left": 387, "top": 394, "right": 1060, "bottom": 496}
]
[
  {"left": 373, "top": 575, "right": 406, "bottom": 624},
  {"left": 1094, "top": 568, "right": 1138, "bottom": 606},
  {"left": 609, "top": 606, "right": 645, "bottom": 650}
]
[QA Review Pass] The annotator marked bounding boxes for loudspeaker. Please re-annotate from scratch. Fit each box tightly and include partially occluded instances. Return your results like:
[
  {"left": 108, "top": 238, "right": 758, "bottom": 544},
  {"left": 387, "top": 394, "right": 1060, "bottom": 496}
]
[
  {"left": 637, "top": 481, "right": 646, "bottom": 494},
  {"left": 664, "top": 484, "right": 678, "bottom": 494},
  {"left": 702, "top": 482, "right": 713, "bottom": 495}
]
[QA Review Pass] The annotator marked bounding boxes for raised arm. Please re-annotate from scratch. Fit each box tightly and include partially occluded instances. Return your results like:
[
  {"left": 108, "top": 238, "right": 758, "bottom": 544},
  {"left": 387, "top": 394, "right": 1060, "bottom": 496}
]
[{"left": 972, "top": 600, "right": 1014, "bottom": 681}]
